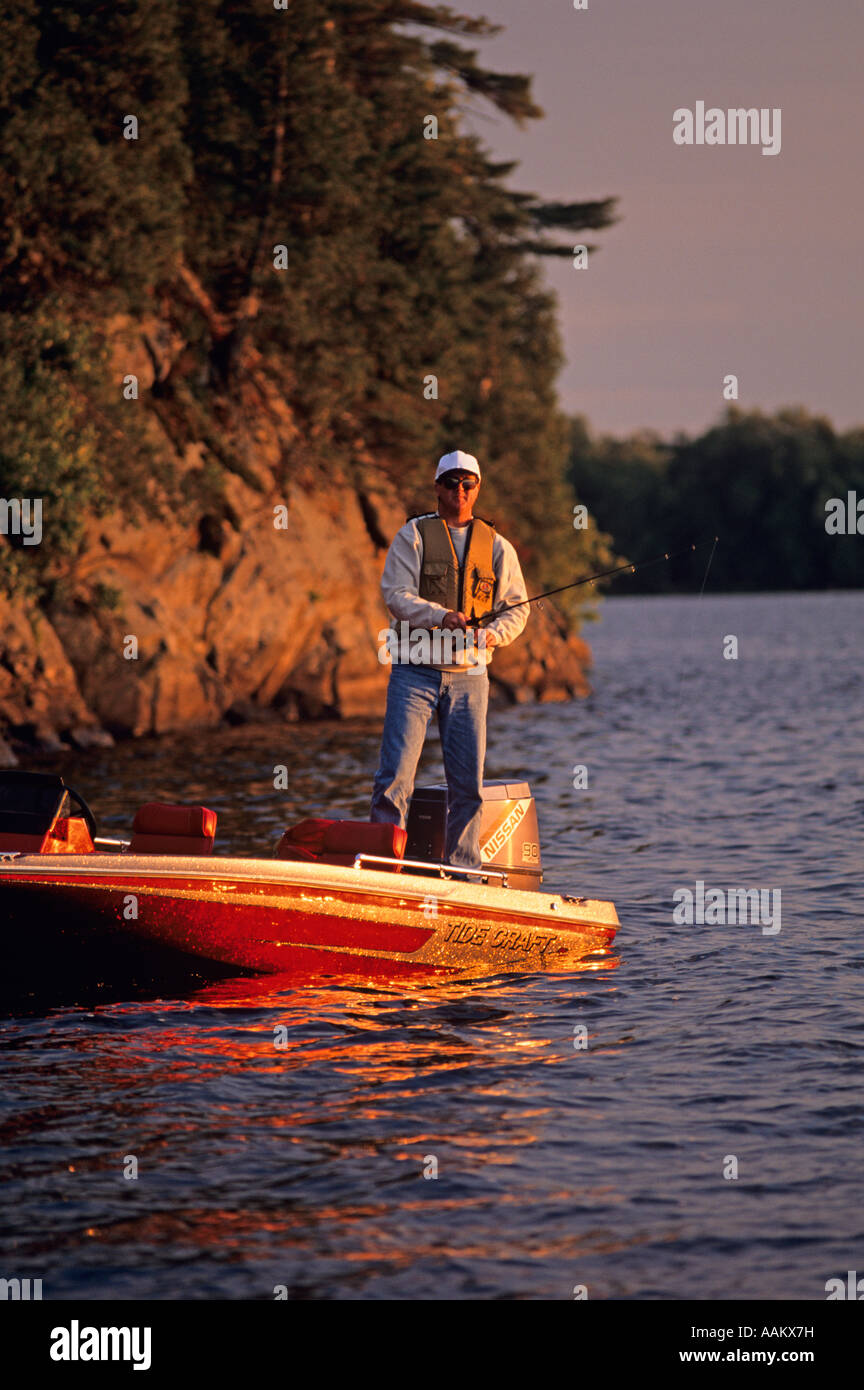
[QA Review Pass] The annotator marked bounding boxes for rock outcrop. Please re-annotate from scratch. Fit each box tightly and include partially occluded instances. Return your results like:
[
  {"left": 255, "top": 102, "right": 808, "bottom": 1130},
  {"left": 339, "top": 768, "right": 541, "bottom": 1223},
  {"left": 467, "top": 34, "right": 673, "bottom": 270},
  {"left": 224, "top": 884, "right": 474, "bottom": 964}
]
[{"left": 0, "top": 317, "right": 591, "bottom": 764}]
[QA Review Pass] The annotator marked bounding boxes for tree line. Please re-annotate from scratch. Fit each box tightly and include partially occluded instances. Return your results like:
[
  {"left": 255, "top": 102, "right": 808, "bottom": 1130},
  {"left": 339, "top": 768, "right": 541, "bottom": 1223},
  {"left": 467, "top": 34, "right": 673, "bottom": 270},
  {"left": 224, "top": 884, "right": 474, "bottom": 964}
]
[{"left": 569, "top": 406, "right": 864, "bottom": 592}]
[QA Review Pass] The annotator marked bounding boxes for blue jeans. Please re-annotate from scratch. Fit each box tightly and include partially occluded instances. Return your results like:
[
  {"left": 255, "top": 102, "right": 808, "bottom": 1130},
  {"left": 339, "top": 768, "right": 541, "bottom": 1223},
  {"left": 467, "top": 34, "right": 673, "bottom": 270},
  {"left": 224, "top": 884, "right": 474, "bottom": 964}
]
[{"left": 370, "top": 664, "right": 489, "bottom": 868}]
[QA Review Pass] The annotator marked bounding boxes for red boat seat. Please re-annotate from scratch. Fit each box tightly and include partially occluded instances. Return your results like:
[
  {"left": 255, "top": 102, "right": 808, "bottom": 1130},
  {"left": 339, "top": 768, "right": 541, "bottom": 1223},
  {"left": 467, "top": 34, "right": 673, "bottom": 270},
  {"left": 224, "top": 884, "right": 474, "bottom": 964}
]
[
  {"left": 130, "top": 803, "right": 217, "bottom": 856},
  {"left": 275, "top": 819, "right": 406, "bottom": 870},
  {"left": 274, "top": 818, "right": 335, "bottom": 861}
]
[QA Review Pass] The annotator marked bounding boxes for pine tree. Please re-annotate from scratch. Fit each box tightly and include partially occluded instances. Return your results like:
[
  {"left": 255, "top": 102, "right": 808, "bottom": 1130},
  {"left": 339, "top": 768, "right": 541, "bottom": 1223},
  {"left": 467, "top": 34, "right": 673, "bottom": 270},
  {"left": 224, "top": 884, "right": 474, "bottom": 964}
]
[{"left": 1, "top": 0, "right": 618, "bottom": 610}]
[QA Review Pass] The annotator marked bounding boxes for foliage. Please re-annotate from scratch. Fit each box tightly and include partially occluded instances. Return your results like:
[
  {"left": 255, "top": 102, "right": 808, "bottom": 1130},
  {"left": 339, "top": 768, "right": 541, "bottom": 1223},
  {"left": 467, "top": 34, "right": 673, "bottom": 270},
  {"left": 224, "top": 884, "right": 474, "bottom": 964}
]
[
  {"left": 1, "top": 0, "right": 617, "bottom": 613},
  {"left": 568, "top": 407, "right": 864, "bottom": 592}
]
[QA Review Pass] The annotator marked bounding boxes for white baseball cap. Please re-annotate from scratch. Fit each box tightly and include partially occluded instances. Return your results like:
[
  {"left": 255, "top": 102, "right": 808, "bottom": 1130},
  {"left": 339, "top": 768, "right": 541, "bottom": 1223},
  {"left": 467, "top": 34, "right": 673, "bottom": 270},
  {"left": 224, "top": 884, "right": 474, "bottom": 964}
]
[{"left": 435, "top": 450, "right": 481, "bottom": 482}]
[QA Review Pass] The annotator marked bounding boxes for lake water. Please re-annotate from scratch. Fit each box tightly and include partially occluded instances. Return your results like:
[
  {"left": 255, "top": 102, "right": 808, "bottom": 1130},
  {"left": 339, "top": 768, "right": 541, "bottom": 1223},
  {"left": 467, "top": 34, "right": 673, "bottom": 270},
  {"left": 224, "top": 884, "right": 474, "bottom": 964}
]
[{"left": 1, "top": 591, "right": 862, "bottom": 1299}]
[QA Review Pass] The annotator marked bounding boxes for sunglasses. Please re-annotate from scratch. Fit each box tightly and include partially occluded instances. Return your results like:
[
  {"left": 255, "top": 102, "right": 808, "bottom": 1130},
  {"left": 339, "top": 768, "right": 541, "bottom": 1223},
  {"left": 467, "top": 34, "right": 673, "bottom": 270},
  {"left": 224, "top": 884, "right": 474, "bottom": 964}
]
[{"left": 439, "top": 475, "right": 479, "bottom": 490}]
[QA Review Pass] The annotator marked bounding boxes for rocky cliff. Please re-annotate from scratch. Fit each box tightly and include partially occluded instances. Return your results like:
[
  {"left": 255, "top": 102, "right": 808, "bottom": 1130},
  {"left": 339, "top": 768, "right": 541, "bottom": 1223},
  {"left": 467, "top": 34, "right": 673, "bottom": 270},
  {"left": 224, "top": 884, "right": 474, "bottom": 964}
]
[{"left": 0, "top": 316, "right": 591, "bottom": 768}]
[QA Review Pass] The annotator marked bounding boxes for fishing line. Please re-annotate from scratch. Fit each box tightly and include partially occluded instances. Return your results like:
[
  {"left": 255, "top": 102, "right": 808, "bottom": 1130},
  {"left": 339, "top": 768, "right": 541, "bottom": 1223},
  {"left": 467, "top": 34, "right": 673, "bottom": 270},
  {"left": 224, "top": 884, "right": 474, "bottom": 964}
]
[
  {"left": 477, "top": 537, "right": 719, "bottom": 625},
  {"left": 485, "top": 537, "right": 720, "bottom": 857}
]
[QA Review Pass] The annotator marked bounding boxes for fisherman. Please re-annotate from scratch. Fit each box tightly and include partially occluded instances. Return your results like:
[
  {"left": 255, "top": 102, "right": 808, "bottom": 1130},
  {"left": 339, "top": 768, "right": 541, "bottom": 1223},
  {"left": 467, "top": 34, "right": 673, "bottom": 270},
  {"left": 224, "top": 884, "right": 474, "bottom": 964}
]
[{"left": 370, "top": 450, "right": 529, "bottom": 869}]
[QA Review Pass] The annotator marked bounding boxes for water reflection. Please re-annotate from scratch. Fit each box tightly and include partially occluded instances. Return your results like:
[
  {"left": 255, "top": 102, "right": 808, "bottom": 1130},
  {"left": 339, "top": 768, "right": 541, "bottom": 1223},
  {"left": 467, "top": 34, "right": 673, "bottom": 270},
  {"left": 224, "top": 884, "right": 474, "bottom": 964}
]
[
  {"left": 5, "top": 593, "right": 861, "bottom": 1299},
  {"left": 2, "top": 958, "right": 623, "bottom": 1295}
]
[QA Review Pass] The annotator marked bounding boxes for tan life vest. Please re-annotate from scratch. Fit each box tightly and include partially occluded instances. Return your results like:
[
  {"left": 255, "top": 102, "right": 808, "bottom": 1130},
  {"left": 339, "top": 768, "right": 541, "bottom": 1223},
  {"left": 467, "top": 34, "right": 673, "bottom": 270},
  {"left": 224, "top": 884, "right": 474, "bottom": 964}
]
[{"left": 415, "top": 514, "right": 497, "bottom": 622}]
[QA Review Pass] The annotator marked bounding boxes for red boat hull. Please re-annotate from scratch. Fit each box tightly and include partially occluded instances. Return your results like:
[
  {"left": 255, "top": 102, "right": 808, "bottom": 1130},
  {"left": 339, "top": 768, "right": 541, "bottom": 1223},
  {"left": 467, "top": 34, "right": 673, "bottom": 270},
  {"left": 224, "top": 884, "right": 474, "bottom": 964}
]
[{"left": 0, "top": 854, "right": 618, "bottom": 991}]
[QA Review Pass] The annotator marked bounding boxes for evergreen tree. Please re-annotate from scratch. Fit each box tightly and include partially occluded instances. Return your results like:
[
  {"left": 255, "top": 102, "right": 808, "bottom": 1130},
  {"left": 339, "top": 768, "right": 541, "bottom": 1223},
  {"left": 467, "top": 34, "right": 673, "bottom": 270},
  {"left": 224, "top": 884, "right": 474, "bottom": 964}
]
[
  {"left": 1, "top": 0, "right": 618, "bottom": 611},
  {"left": 568, "top": 407, "right": 864, "bottom": 592}
]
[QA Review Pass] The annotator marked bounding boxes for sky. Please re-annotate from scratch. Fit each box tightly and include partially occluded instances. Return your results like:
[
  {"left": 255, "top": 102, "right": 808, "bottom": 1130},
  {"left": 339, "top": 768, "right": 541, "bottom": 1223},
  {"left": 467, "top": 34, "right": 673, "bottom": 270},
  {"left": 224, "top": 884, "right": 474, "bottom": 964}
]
[{"left": 440, "top": 0, "right": 863, "bottom": 438}]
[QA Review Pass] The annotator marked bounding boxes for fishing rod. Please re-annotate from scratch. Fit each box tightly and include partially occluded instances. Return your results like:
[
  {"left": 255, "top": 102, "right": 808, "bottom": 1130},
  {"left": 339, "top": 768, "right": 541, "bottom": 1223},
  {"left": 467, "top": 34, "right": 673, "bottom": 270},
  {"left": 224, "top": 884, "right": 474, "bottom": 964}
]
[{"left": 476, "top": 536, "right": 719, "bottom": 626}]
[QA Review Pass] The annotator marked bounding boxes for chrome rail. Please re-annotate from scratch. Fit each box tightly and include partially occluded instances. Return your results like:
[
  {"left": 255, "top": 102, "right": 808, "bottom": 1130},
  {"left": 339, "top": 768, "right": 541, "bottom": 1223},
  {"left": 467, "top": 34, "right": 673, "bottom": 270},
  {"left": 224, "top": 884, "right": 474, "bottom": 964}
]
[
  {"left": 353, "top": 852, "right": 508, "bottom": 887},
  {"left": 92, "top": 837, "right": 132, "bottom": 852}
]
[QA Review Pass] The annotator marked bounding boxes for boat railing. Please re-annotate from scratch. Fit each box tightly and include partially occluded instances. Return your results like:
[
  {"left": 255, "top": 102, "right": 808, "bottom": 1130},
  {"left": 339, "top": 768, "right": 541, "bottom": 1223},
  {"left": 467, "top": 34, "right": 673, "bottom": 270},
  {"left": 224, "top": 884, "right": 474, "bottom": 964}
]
[
  {"left": 1, "top": 838, "right": 131, "bottom": 857},
  {"left": 353, "top": 852, "right": 508, "bottom": 887}
]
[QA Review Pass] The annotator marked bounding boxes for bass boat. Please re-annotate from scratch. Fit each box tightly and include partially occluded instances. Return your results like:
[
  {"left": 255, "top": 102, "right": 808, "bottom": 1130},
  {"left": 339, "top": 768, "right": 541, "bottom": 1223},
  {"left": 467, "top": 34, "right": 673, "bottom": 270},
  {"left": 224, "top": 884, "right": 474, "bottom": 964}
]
[{"left": 0, "top": 770, "right": 618, "bottom": 993}]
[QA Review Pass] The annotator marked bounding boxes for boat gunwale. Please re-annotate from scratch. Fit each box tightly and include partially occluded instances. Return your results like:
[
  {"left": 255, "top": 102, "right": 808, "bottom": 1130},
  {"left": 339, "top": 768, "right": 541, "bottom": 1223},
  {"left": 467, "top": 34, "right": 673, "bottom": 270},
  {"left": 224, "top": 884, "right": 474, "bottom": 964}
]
[{"left": 0, "top": 852, "right": 619, "bottom": 928}]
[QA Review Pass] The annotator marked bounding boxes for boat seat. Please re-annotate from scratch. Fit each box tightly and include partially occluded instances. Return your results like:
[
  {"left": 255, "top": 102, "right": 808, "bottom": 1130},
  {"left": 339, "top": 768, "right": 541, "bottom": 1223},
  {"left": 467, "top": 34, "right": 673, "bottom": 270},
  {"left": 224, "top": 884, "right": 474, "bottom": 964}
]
[
  {"left": 275, "top": 819, "right": 407, "bottom": 870},
  {"left": 130, "top": 803, "right": 217, "bottom": 856},
  {"left": 273, "top": 818, "right": 335, "bottom": 861}
]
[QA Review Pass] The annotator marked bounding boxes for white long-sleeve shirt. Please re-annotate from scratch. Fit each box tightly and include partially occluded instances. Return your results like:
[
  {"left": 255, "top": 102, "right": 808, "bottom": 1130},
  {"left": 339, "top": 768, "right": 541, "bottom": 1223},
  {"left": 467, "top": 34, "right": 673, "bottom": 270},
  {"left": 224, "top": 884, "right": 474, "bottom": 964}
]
[{"left": 379, "top": 514, "right": 529, "bottom": 671}]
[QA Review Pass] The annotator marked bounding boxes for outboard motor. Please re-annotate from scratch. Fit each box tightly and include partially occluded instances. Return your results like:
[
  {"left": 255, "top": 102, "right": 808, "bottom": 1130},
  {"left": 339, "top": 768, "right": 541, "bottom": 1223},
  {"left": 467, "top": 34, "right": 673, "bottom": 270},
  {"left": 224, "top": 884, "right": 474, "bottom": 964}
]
[{"left": 406, "top": 781, "right": 542, "bottom": 890}]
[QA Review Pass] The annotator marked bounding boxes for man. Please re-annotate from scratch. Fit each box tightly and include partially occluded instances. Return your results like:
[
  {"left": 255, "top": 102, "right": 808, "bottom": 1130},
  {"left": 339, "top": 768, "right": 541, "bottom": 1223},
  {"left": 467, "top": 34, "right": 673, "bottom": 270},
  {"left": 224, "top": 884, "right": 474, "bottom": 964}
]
[{"left": 370, "top": 449, "right": 529, "bottom": 868}]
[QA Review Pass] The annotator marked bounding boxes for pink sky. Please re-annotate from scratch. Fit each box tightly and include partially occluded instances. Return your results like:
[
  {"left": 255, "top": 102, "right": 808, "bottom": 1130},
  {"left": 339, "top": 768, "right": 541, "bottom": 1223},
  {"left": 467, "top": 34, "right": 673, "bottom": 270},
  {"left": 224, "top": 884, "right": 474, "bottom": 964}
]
[{"left": 447, "top": 0, "right": 863, "bottom": 437}]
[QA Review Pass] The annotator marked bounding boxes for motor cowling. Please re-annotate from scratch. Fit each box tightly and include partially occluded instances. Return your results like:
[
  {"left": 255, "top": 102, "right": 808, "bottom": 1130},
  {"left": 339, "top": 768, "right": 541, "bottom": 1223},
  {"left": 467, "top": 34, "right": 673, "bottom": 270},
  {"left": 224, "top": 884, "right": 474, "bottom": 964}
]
[{"left": 406, "top": 781, "right": 542, "bottom": 889}]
